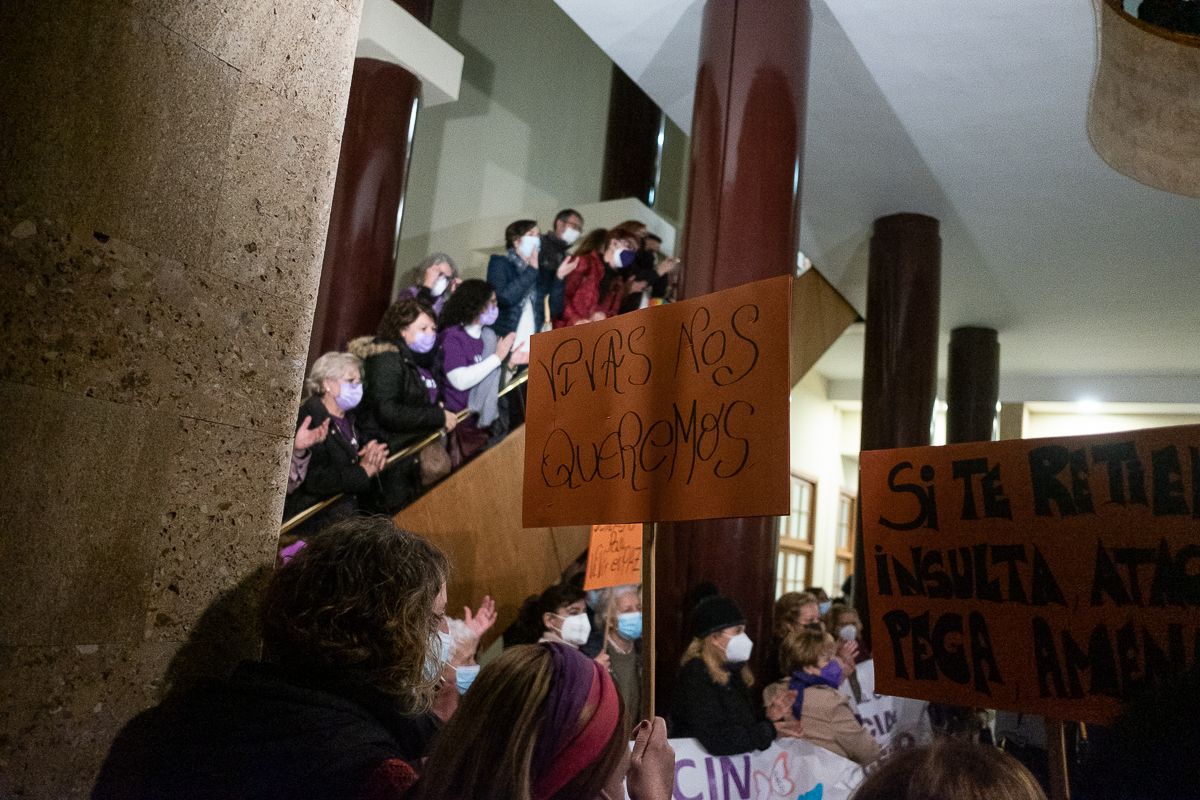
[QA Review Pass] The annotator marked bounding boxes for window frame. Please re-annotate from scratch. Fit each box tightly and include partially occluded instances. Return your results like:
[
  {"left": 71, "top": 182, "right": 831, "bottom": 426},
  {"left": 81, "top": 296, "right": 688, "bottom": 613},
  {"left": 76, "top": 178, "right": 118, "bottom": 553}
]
[{"left": 776, "top": 472, "right": 817, "bottom": 597}]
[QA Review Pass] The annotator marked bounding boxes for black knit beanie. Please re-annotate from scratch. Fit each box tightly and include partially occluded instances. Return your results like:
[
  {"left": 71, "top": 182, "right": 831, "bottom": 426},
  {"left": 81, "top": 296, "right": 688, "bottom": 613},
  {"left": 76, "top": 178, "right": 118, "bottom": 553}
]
[{"left": 690, "top": 595, "right": 745, "bottom": 639}]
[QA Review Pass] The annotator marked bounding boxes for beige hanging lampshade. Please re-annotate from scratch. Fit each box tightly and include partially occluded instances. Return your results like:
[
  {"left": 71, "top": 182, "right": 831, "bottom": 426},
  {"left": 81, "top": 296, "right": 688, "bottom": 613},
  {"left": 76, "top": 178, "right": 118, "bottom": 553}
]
[{"left": 1088, "top": 0, "right": 1200, "bottom": 198}]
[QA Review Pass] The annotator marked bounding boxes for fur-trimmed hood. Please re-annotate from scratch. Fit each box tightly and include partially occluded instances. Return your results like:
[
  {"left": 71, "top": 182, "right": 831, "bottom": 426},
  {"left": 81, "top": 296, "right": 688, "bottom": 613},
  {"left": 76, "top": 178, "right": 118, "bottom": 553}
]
[{"left": 347, "top": 336, "right": 399, "bottom": 359}]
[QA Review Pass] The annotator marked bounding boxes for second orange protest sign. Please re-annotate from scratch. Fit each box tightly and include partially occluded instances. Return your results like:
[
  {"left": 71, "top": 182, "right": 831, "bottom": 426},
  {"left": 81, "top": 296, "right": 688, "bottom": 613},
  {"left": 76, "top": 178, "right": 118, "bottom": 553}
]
[
  {"left": 583, "top": 524, "right": 643, "bottom": 591},
  {"left": 860, "top": 424, "right": 1200, "bottom": 724}
]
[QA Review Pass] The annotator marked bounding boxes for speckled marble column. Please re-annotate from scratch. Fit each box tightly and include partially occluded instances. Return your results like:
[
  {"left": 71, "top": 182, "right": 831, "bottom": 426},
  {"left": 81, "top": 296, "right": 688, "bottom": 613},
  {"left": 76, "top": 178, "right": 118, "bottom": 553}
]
[{"left": 0, "top": 0, "right": 362, "bottom": 795}]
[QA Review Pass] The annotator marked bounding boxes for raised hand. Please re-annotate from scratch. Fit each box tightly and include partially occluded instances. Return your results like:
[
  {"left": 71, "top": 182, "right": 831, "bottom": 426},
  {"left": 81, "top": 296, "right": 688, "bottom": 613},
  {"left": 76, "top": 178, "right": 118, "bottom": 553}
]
[
  {"left": 294, "top": 416, "right": 329, "bottom": 451},
  {"left": 627, "top": 718, "right": 675, "bottom": 800},
  {"left": 556, "top": 255, "right": 580, "bottom": 280},
  {"left": 463, "top": 595, "right": 497, "bottom": 639}
]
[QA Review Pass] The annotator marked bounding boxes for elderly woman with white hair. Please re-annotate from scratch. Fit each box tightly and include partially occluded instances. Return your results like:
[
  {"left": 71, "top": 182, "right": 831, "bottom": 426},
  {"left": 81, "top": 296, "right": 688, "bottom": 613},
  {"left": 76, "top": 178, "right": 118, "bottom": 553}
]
[
  {"left": 283, "top": 352, "right": 399, "bottom": 528},
  {"left": 596, "top": 584, "right": 644, "bottom": 716}
]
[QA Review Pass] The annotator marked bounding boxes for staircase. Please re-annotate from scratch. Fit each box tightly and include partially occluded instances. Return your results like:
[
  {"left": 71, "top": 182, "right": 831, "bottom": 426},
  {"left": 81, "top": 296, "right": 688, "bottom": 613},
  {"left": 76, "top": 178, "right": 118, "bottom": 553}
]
[{"left": 392, "top": 426, "right": 589, "bottom": 648}]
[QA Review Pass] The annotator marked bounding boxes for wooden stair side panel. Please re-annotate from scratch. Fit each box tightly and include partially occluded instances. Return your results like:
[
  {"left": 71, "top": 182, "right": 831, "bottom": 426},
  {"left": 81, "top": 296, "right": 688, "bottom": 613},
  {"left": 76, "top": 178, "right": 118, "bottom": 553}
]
[
  {"left": 393, "top": 426, "right": 589, "bottom": 648},
  {"left": 790, "top": 267, "right": 860, "bottom": 387}
]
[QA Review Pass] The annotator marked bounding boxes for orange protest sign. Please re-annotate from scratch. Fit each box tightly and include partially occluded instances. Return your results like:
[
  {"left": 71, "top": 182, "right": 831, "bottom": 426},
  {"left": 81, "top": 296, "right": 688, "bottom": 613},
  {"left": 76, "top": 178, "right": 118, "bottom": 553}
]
[
  {"left": 583, "top": 524, "right": 643, "bottom": 591},
  {"left": 522, "top": 275, "right": 791, "bottom": 527},
  {"left": 859, "top": 424, "right": 1200, "bottom": 724}
]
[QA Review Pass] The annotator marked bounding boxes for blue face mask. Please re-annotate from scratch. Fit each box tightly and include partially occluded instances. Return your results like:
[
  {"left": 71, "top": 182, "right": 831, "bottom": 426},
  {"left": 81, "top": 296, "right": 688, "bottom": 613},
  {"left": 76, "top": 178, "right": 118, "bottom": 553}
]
[
  {"left": 455, "top": 664, "right": 480, "bottom": 695},
  {"left": 818, "top": 600, "right": 832, "bottom": 616},
  {"left": 616, "top": 611, "right": 643, "bottom": 640},
  {"left": 819, "top": 659, "right": 844, "bottom": 688}
]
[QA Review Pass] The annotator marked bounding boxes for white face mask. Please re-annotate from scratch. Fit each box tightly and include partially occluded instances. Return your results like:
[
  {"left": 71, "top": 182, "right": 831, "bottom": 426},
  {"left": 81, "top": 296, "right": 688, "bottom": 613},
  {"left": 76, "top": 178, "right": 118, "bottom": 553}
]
[
  {"left": 560, "top": 227, "right": 581, "bottom": 245},
  {"left": 517, "top": 233, "right": 540, "bottom": 260},
  {"left": 723, "top": 632, "right": 754, "bottom": 664},
  {"left": 557, "top": 612, "right": 591, "bottom": 646},
  {"left": 838, "top": 624, "right": 858, "bottom": 642},
  {"left": 431, "top": 275, "right": 450, "bottom": 296}
]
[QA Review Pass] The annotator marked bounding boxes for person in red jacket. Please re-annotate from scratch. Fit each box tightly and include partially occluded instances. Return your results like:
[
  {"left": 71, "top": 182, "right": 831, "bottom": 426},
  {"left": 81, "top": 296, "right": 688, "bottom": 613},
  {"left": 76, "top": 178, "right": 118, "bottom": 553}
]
[{"left": 556, "top": 226, "right": 640, "bottom": 327}]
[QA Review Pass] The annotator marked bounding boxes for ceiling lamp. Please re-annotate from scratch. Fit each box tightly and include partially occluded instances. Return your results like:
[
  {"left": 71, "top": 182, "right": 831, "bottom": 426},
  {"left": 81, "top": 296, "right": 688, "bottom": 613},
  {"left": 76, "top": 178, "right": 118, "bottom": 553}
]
[{"left": 1087, "top": 0, "right": 1200, "bottom": 198}]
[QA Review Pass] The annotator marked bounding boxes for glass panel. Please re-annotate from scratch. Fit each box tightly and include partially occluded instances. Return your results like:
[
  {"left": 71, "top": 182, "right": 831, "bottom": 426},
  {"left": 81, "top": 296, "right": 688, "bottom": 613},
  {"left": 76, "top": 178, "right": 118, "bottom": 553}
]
[
  {"left": 776, "top": 551, "right": 785, "bottom": 598},
  {"left": 834, "top": 559, "right": 847, "bottom": 590}
]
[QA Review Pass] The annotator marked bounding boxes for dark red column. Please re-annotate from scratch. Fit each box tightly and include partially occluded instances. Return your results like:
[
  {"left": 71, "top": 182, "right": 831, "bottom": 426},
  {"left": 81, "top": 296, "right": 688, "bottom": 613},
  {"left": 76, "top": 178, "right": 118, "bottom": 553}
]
[
  {"left": 852, "top": 213, "right": 941, "bottom": 638},
  {"left": 654, "top": 0, "right": 812, "bottom": 715},
  {"left": 947, "top": 326, "right": 999, "bottom": 445},
  {"left": 307, "top": 58, "right": 420, "bottom": 363}
]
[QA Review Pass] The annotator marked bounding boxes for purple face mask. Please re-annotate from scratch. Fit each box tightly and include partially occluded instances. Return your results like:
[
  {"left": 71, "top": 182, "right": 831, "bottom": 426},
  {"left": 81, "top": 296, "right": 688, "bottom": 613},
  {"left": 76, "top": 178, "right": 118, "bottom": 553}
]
[
  {"left": 819, "top": 659, "right": 844, "bottom": 688},
  {"left": 479, "top": 304, "right": 499, "bottom": 326},
  {"left": 409, "top": 330, "right": 436, "bottom": 354}
]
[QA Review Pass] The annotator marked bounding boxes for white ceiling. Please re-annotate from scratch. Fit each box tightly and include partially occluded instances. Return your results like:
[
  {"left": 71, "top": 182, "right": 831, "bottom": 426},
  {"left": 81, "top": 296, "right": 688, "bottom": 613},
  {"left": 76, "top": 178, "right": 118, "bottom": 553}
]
[{"left": 555, "top": 0, "right": 1200, "bottom": 404}]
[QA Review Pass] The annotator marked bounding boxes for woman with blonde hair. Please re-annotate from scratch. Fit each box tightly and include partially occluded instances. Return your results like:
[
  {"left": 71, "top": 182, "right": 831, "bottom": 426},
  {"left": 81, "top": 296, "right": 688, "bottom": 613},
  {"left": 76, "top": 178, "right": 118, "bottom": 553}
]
[
  {"left": 850, "top": 738, "right": 1046, "bottom": 800},
  {"left": 774, "top": 627, "right": 879, "bottom": 766},
  {"left": 670, "top": 595, "right": 804, "bottom": 756},
  {"left": 412, "top": 642, "right": 675, "bottom": 800}
]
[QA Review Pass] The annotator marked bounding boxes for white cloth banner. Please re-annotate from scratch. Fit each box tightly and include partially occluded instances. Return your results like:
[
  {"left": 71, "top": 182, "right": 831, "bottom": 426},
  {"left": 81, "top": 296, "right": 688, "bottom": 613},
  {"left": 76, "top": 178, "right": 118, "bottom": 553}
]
[
  {"left": 627, "top": 738, "right": 863, "bottom": 800},
  {"left": 839, "top": 659, "right": 932, "bottom": 756}
]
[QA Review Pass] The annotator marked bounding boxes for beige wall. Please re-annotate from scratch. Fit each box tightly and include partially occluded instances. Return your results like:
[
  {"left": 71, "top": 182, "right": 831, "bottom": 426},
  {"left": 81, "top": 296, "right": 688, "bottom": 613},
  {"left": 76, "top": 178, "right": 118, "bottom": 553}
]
[
  {"left": 395, "top": 0, "right": 690, "bottom": 281},
  {"left": 789, "top": 372, "right": 857, "bottom": 595},
  {"left": 0, "top": 0, "right": 361, "bottom": 795},
  {"left": 397, "top": 0, "right": 614, "bottom": 276},
  {"left": 1025, "top": 411, "right": 1200, "bottom": 438}
]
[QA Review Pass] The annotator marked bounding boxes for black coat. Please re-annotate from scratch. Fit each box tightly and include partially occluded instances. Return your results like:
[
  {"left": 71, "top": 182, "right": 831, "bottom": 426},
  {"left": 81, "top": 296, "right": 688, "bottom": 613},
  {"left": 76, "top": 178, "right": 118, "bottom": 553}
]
[
  {"left": 669, "top": 658, "right": 776, "bottom": 756},
  {"left": 282, "top": 394, "right": 382, "bottom": 520},
  {"left": 352, "top": 337, "right": 444, "bottom": 451},
  {"left": 93, "top": 661, "right": 439, "bottom": 800},
  {"left": 538, "top": 233, "right": 571, "bottom": 323}
]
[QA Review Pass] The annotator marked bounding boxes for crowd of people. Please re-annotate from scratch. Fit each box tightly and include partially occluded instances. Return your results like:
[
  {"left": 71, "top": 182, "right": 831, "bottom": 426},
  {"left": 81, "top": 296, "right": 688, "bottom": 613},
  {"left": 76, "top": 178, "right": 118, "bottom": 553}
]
[
  {"left": 92, "top": 516, "right": 1198, "bottom": 799},
  {"left": 282, "top": 211, "right": 680, "bottom": 535}
]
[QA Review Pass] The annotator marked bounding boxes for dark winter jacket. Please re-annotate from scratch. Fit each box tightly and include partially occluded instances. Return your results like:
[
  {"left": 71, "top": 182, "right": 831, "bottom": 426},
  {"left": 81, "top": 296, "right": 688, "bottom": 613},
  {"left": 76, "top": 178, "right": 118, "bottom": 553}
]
[
  {"left": 538, "top": 233, "right": 571, "bottom": 322},
  {"left": 486, "top": 249, "right": 539, "bottom": 336},
  {"left": 350, "top": 336, "right": 444, "bottom": 451},
  {"left": 282, "top": 394, "right": 382, "bottom": 519},
  {"left": 93, "top": 660, "right": 437, "bottom": 800},
  {"left": 669, "top": 657, "right": 776, "bottom": 756}
]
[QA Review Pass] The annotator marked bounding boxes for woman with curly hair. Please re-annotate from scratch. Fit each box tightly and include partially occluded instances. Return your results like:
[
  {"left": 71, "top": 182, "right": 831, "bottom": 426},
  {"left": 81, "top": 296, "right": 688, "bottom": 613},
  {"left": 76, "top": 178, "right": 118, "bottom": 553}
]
[{"left": 94, "top": 517, "right": 453, "bottom": 800}]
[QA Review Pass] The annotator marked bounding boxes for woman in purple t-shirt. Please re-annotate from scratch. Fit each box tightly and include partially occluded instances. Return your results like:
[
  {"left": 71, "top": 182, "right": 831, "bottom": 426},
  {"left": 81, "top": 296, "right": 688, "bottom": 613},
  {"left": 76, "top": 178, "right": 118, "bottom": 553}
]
[{"left": 438, "top": 280, "right": 515, "bottom": 464}]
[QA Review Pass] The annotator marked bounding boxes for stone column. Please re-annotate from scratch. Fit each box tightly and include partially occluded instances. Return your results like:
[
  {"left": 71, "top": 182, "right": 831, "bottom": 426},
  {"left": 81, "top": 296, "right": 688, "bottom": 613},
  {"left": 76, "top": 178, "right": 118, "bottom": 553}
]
[
  {"left": 947, "top": 326, "right": 1000, "bottom": 444},
  {"left": 0, "top": 0, "right": 361, "bottom": 796},
  {"left": 308, "top": 57, "right": 422, "bottom": 361},
  {"left": 654, "top": 0, "right": 812, "bottom": 713},
  {"left": 852, "top": 213, "right": 941, "bottom": 636}
]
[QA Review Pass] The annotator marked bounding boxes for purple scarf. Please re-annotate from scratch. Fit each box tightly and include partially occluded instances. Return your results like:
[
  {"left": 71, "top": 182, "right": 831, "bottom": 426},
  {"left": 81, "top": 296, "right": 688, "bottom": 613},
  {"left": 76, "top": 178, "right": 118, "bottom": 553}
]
[
  {"left": 788, "top": 669, "right": 839, "bottom": 720},
  {"left": 531, "top": 643, "right": 597, "bottom": 777}
]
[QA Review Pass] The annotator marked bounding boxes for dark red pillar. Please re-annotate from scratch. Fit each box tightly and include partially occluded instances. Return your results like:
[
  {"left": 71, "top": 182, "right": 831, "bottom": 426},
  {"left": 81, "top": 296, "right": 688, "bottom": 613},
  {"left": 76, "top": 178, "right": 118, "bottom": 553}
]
[
  {"left": 947, "top": 327, "right": 999, "bottom": 445},
  {"left": 654, "top": 0, "right": 812, "bottom": 715},
  {"left": 852, "top": 213, "right": 941, "bottom": 636},
  {"left": 307, "top": 58, "right": 420, "bottom": 363}
]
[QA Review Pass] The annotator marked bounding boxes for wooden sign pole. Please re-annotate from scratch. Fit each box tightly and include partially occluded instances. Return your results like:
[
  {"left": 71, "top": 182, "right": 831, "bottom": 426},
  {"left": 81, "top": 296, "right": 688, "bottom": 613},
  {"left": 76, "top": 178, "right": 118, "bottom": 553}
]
[
  {"left": 641, "top": 522, "right": 657, "bottom": 722},
  {"left": 1045, "top": 718, "right": 1071, "bottom": 800}
]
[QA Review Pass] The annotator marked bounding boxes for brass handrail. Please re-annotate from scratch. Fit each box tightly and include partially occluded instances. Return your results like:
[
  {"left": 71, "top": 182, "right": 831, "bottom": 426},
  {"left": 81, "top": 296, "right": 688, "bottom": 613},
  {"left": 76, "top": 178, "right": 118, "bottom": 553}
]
[{"left": 279, "top": 370, "right": 529, "bottom": 535}]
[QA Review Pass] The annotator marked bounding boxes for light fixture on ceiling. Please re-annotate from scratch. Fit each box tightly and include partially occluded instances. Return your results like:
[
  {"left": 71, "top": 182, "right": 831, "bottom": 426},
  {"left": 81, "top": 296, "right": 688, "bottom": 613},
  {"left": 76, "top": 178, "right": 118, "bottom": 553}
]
[{"left": 1076, "top": 397, "right": 1103, "bottom": 414}]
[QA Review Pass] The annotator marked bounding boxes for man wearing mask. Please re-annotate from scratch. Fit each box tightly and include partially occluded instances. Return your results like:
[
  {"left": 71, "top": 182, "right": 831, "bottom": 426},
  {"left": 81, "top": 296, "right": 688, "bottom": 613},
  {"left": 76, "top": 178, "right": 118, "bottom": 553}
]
[{"left": 538, "top": 208, "right": 583, "bottom": 328}]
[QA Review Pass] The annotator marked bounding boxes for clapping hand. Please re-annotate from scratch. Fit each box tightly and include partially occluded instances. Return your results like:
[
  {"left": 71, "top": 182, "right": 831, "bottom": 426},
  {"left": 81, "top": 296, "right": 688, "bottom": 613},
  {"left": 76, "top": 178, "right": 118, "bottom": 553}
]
[
  {"left": 294, "top": 415, "right": 329, "bottom": 451},
  {"left": 463, "top": 595, "right": 497, "bottom": 639},
  {"left": 557, "top": 255, "right": 581, "bottom": 280}
]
